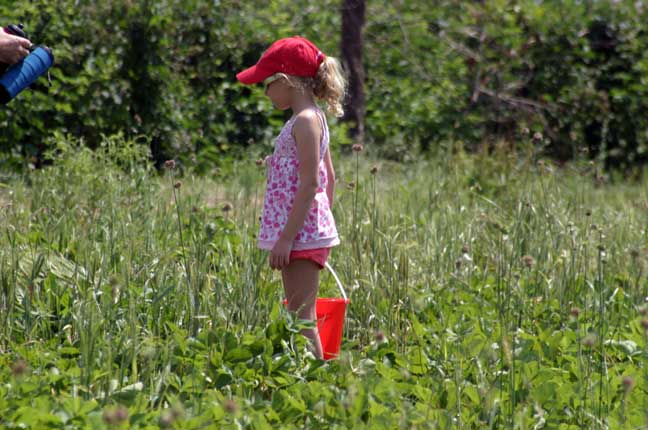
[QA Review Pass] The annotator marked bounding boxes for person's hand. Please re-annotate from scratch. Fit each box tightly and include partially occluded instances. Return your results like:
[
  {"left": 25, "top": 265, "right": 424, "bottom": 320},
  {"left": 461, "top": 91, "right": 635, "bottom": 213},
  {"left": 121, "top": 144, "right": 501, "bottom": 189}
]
[
  {"left": 0, "top": 31, "right": 31, "bottom": 65},
  {"left": 269, "top": 236, "right": 292, "bottom": 270}
]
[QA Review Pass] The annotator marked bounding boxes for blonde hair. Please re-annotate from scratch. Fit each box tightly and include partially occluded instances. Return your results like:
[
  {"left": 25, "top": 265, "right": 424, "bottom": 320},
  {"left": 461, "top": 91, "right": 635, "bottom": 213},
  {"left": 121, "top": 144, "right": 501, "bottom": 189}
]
[
  {"left": 271, "top": 56, "right": 347, "bottom": 118},
  {"left": 313, "top": 56, "right": 347, "bottom": 118}
]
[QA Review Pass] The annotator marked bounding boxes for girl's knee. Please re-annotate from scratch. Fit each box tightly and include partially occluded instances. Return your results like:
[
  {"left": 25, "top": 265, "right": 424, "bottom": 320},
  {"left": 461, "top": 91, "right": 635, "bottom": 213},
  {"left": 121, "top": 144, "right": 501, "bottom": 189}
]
[{"left": 287, "top": 301, "right": 316, "bottom": 319}]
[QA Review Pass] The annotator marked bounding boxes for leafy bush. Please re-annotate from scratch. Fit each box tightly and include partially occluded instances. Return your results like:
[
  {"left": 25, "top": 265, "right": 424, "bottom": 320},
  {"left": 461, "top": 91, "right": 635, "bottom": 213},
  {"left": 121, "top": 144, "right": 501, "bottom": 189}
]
[{"left": 0, "top": 1, "right": 646, "bottom": 170}]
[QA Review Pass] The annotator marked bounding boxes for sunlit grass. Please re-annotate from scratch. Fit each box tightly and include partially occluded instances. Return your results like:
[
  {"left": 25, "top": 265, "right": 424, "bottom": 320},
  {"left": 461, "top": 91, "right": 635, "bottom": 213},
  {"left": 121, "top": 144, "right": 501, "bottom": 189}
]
[{"left": 0, "top": 134, "right": 647, "bottom": 429}]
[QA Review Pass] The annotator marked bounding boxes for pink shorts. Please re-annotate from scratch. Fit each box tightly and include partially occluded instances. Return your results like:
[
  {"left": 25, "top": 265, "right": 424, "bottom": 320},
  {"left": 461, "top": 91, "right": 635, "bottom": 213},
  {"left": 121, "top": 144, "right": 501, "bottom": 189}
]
[{"left": 289, "top": 247, "right": 331, "bottom": 270}]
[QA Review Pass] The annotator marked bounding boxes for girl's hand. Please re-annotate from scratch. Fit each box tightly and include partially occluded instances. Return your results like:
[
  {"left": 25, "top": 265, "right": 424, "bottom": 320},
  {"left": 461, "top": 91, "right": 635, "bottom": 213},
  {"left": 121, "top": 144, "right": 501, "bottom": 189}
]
[{"left": 270, "top": 237, "right": 292, "bottom": 270}]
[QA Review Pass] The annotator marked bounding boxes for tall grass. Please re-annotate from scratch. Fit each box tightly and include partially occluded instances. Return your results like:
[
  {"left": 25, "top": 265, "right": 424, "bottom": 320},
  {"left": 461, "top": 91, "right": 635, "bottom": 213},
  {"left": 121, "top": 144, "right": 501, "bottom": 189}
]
[{"left": 0, "top": 133, "right": 647, "bottom": 429}]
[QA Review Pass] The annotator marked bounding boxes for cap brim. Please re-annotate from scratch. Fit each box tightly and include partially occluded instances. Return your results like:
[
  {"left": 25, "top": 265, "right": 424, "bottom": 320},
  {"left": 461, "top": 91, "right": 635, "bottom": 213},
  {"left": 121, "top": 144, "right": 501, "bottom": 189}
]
[{"left": 236, "top": 64, "right": 274, "bottom": 85}]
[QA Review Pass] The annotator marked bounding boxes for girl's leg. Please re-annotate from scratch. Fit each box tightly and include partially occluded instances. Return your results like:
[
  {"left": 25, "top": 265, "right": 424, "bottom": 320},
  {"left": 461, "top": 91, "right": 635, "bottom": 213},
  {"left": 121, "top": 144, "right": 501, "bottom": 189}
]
[{"left": 282, "top": 259, "right": 323, "bottom": 359}]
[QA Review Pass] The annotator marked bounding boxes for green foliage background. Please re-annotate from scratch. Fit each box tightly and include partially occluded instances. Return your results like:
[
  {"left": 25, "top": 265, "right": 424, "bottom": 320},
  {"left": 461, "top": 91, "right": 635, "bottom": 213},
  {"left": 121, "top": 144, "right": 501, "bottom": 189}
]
[{"left": 0, "top": 0, "right": 647, "bottom": 170}]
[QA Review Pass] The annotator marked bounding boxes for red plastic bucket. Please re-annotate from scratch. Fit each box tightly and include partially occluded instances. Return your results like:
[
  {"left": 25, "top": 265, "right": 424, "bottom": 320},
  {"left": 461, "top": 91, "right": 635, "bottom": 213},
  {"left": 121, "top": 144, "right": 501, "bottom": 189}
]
[
  {"left": 283, "top": 262, "right": 350, "bottom": 360},
  {"left": 315, "top": 296, "right": 350, "bottom": 359}
]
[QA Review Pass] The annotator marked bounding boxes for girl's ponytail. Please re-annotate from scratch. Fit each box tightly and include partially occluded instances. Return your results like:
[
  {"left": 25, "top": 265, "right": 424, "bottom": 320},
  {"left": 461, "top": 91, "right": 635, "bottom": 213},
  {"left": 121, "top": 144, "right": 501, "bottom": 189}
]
[{"left": 313, "top": 56, "right": 347, "bottom": 118}]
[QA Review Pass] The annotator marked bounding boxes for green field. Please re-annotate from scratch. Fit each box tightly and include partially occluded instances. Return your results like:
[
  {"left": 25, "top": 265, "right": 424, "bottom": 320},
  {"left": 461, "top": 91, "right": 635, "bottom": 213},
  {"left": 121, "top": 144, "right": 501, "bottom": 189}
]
[{"left": 1, "top": 135, "right": 647, "bottom": 429}]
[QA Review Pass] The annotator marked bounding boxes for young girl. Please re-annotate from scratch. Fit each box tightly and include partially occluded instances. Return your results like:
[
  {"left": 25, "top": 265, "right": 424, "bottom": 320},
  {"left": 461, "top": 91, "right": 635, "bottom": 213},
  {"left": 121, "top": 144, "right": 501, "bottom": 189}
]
[{"left": 237, "top": 36, "right": 346, "bottom": 359}]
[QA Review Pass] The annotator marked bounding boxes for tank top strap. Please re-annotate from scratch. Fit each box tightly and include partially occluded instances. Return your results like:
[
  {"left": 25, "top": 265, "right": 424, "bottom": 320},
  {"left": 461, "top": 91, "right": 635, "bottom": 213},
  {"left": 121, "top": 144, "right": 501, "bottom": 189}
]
[{"left": 312, "top": 107, "right": 329, "bottom": 158}]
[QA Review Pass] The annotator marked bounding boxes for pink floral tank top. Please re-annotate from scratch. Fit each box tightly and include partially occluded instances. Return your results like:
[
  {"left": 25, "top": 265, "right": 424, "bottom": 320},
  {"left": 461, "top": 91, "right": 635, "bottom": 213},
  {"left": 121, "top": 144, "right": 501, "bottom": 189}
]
[{"left": 258, "top": 107, "right": 340, "bottom": 251}]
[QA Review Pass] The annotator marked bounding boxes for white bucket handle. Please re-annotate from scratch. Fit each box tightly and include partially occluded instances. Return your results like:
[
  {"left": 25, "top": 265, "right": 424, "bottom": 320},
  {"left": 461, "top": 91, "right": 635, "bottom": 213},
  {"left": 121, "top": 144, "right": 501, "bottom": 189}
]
[{"left": 324, "top": 262, "right": 347, "bottom": 301}]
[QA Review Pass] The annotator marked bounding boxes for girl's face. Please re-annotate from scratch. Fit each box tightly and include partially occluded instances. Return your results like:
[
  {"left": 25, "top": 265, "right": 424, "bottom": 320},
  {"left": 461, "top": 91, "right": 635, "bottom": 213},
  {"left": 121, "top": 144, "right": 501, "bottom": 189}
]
[{"left": 264, "top": 75, "right": 293, "bottom": 110}]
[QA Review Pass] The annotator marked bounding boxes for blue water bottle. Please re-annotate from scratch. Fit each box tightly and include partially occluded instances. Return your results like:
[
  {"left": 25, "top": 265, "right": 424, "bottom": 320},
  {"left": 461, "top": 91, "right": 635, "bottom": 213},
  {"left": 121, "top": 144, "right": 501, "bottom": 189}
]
[{"left": 0, "top": 24, "right": 54, "bottom": 104}]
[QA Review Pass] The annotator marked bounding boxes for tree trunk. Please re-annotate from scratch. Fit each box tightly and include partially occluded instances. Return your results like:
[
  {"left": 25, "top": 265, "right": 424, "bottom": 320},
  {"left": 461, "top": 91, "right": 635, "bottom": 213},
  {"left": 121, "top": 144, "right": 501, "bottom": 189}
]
[{"left": 341, "top": 0, "right": 366, "bottom": 144}]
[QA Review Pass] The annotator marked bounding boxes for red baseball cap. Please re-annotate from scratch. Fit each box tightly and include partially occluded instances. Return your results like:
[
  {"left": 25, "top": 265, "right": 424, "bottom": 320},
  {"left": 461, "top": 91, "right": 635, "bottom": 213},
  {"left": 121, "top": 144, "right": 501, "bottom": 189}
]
[{"left": 236, "top": 36, "right": 326, "bottom": 85}]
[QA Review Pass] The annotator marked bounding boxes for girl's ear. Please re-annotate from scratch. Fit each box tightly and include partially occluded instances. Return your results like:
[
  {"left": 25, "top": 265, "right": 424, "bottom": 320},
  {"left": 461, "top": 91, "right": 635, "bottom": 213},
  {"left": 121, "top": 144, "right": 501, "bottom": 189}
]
[{"left": 284, "top": 81, "right": 298, "bottom": 99}]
